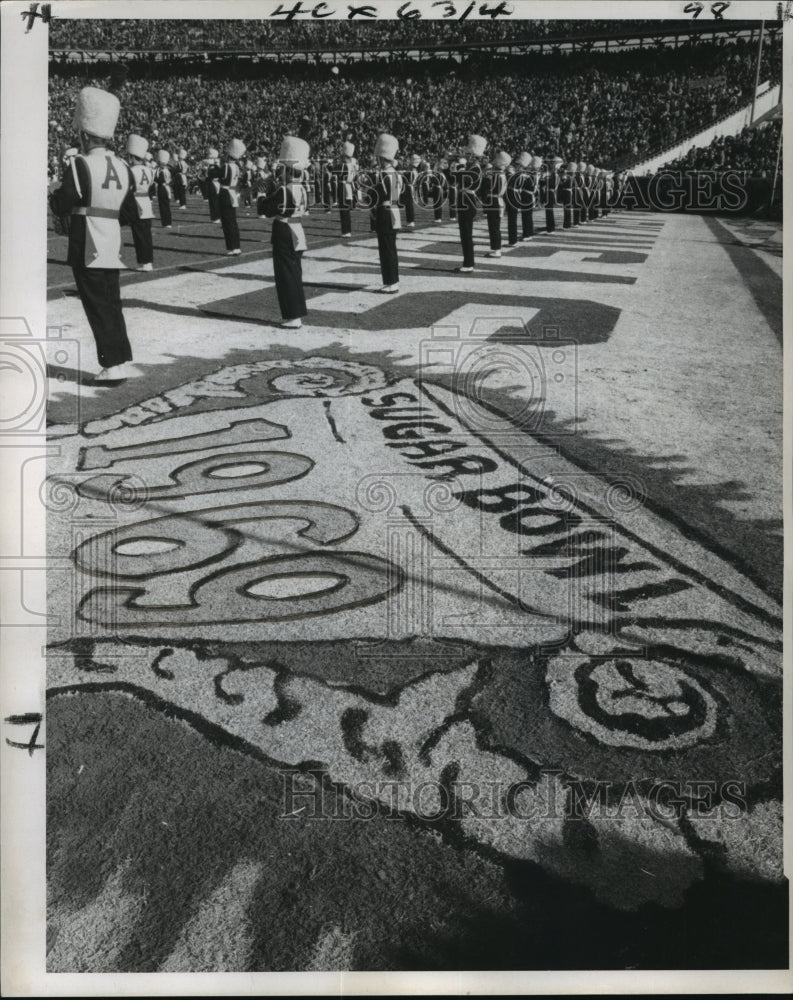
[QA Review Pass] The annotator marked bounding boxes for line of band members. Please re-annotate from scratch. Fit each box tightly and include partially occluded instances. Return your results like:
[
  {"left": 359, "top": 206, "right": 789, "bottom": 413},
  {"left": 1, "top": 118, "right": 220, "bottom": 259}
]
[{"left": 59, "top": 137, "right": 627, "bottom": 269}]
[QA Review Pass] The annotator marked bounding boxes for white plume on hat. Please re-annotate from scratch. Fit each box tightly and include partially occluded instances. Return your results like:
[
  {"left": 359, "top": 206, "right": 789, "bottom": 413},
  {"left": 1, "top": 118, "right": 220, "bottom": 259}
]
[
  {"left": 227, "top": 138, "right": 246, "bottom": 160},
  {"left": 342, "top": 141, "right": 355, "bottom": 157},
  {"left": 126, "top": 134, "right": 149, "bottom": 159},
  {"left": 63, "top": 147, "right": 78, "bottom": 161},
  {"left": 530, "top": 156, "right": 544, "bottom": 170},
  {"left": 577, "top": 161, "right": 587, "bottom": 172},
  {"left": 256, "top": 157, "right": 266, "bottom": 170},
  {"left": 566, "top": 161, "right": 577, "bottom": 172},
  {"left": 278, "top": 135, "right": 310, "bottom": 170},
  {"left": 179, "top": 147, "right": 187, "bottom": 158},
  {"left": 374, "top": 133, "right": 399, "bottom": 160},
  {"left": 492, "top": 151, "right": 512, "bottom": 169},
  {"left": 410, "top": 153, "right": 421, "bottom": 166},
  {"left": 465, "top": 134, "right": 487, "bottom": 157},
  {"left": 208, "top": 147, "right": 219, "bottom": 159},
  {"left": 516, "top": 152, "right": 531, "bottom": 168},
  {"left": 157, "top": 149, "right": 170, "bottom": 165},
  {"left": 73, "top": 86, "right": 120, "bottom": 140}
]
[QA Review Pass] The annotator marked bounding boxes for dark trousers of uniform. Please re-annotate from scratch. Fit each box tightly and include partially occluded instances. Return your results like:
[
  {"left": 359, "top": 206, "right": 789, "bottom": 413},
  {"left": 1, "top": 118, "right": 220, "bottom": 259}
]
[
  {"left": 375, "top": 213, "right": 399, "bottom": 285},
  {"left": 272, "top": 221, "right": 307, "bottom": 321},
  {"left": 157, "top": 185, "right": 172, "bottom": 228},
  {"left": 73, "top": 266, "right": 133, "bottom": 368},
  {"left": 173, "top": 175, "right": 186, "bottom": 208},
  {"left": 219, "top": 189, "right": 240, "bottom": 251},
  {"left": 404, "top": 188, "right": 415, "bottom": 225},
  {"left": 433, "top": 188, "right": 444, "bottom": 221},
  {"left": 457, "top": 208, "right": 476, "bottom": 267},
  {"left": 563, "top": 206, "right": 573, "bottom": 229},
  {"left": 485, "top": 210, "right": 502, "bottom": 251},
  {"left": 521, "top": 208, "right": 534, "bottom": 238},
  {"left": 130, "top": 218, "right": 153, "bottom": 265},
  {"left": 506, "top": 207, "right": 519, "bottom": 245},
  {"left": 545, "top": 206, "right": 556, "bottom": 233},
  {"left": 208, "top": 184, "right": 220, "bottom": 222},
  {"left": 339, "top": 191, "right": 353, "bottom": 235}
]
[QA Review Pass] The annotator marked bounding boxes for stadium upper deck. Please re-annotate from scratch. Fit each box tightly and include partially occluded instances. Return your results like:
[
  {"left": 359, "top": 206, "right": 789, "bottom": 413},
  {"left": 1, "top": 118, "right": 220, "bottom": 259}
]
[{"left": 49, "top": 17, "right": 778, "bottom": 55}]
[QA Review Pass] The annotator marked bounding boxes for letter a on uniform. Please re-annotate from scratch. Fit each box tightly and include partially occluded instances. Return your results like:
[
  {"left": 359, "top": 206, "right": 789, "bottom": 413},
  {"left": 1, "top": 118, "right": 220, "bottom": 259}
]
[{"left": 102, "top": 156, "right": 123, "bottom": 190}]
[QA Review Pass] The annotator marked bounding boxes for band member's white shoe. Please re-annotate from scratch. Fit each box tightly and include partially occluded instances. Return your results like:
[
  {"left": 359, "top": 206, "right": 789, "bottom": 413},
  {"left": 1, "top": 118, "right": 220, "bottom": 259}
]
[
  {"left": 282, "top": 318, "right": 302, "bottom": 329},
  {"left": 380, "top": 284, "right": 400, "bottom": 294},
  {"left": 486, "top": 250, "right": 502, "bottom": 258},
  {"left": 455, "top": 266, "right": 475, "bottom": 273},
  {"left": 94, "top": 363, "right": 137, "bottom": 382},
  {"left": 136, "top": 263, "right": 153, "bottom": 271},
  {"left": 226, "top": 249, "right": 241, "bottom": 256}
]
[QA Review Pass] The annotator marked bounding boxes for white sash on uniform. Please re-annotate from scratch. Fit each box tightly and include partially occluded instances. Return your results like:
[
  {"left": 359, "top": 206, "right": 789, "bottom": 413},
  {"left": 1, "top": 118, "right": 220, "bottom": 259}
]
[
  {"left": 131, "top": 163, "right": 154, "bottom": 220},
  {"left": 72, "top": 151, "right": 131, "bottom": 269},
  {"left": 282, "top": 182, "right": 308, "bottom": 251},
  {"left": 382, "top": 170, "right": 403, "bottom": 230},
  {"left": 222, "top": 161, "right": 241, "bottom": 208}
]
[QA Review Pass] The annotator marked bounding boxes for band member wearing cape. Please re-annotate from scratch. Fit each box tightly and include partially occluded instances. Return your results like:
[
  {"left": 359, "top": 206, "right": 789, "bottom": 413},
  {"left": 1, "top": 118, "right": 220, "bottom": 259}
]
[
  {"left": 48, "top": 86, "right": 138, "bottom": 382},
  {"left": 258, "top": 136, "right": 310, "bottom": 329},
  {"left": 371, "top": 132, "right": 404, "bottom": 293}
]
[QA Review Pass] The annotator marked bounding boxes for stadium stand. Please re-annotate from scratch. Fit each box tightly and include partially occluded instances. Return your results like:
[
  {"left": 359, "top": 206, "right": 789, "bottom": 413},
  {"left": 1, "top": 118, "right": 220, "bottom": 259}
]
[
  {"left": 50, "top": 18, "right": 666, "bottom": 52},
  {"left": 48, "top": 25, "right": 782, "bottom": 177},
  {"left": 664, "top": 118, "right": 782, "bottom": 175}
]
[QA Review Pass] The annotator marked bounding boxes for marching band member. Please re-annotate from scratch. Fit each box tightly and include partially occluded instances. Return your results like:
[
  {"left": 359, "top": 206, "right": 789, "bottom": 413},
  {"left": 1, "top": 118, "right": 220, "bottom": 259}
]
[
  {"left": 48, "top": 86, "right": 137, "bottom": 382},
  {"left": 600, "top": 169, "right": 612, "bottom": 217},
  {"left": 219, "top": 138, "right": 245, "bottom": 255},
  {"left": 371, "top": 133, "right": 404, "bottom": 293},
  {"left": 402, "top": 153, "right": 421, "bottom": 229},
  {"left": 206, "top": 147, "right": 222, "bottom": 223},
  {"left": 430, "top": 156, "right": 448, "bottom": 223},
  {"left": 336, "top": 141, "right": 356, "bottom": 237},
  {"left": 258, "top": 135, "right": 311, "bottom": 329},
  {"left": 126, "top": 133, "right": 155, "bottom": 271},
  {"left": 506, "top": 151, "right": 533, "bottom": 246},
  {"left": 524, "top": 156, "right": 543, "bottom": 239},
  {"left": 586, "top": 164, "right": 598, "bottom": 221},
  {"left": 455, "top": 134, "right": 486, "bottom": 272},
  {"left": 254, "top": 157, "right": 275, "bottom": 202},
  {"left": 448, "top": 155, "right": 466, "bottom": 222},
  {"left": 442, "top": 150, "right": 458, "bottom": 222},
  {"left": 542, "top": 155, "right": 562, "bottom": 234},
  {"left": 575, "top": 161, "right": 587, "bottom": 224},
  {"left": 240, "top": 158, "right": 254, "bottom": 212},
  {"left": 561, "top": 161, "right": 577, "bottom": 229},
  {"left": 172, "top": 147, "right": 188, "bottom": 210},
  {"left": 155, "top": 149, "right": 173, "bottom": 229},
  {"left": 483, "top": 150, "right": 510, "bottom": 257}
]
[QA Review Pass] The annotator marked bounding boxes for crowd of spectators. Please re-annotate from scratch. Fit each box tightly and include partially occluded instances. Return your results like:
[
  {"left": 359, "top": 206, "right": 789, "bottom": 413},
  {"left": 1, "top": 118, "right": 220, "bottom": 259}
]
[
  {"left": 48, "top": 33, "right": 781, "bottom": 176},
  {"left": 664, "top": 119, "right": 782, "bottom": 177},
  {"left": 50, "top": 18, "right": 670, "bottom": 53}
]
